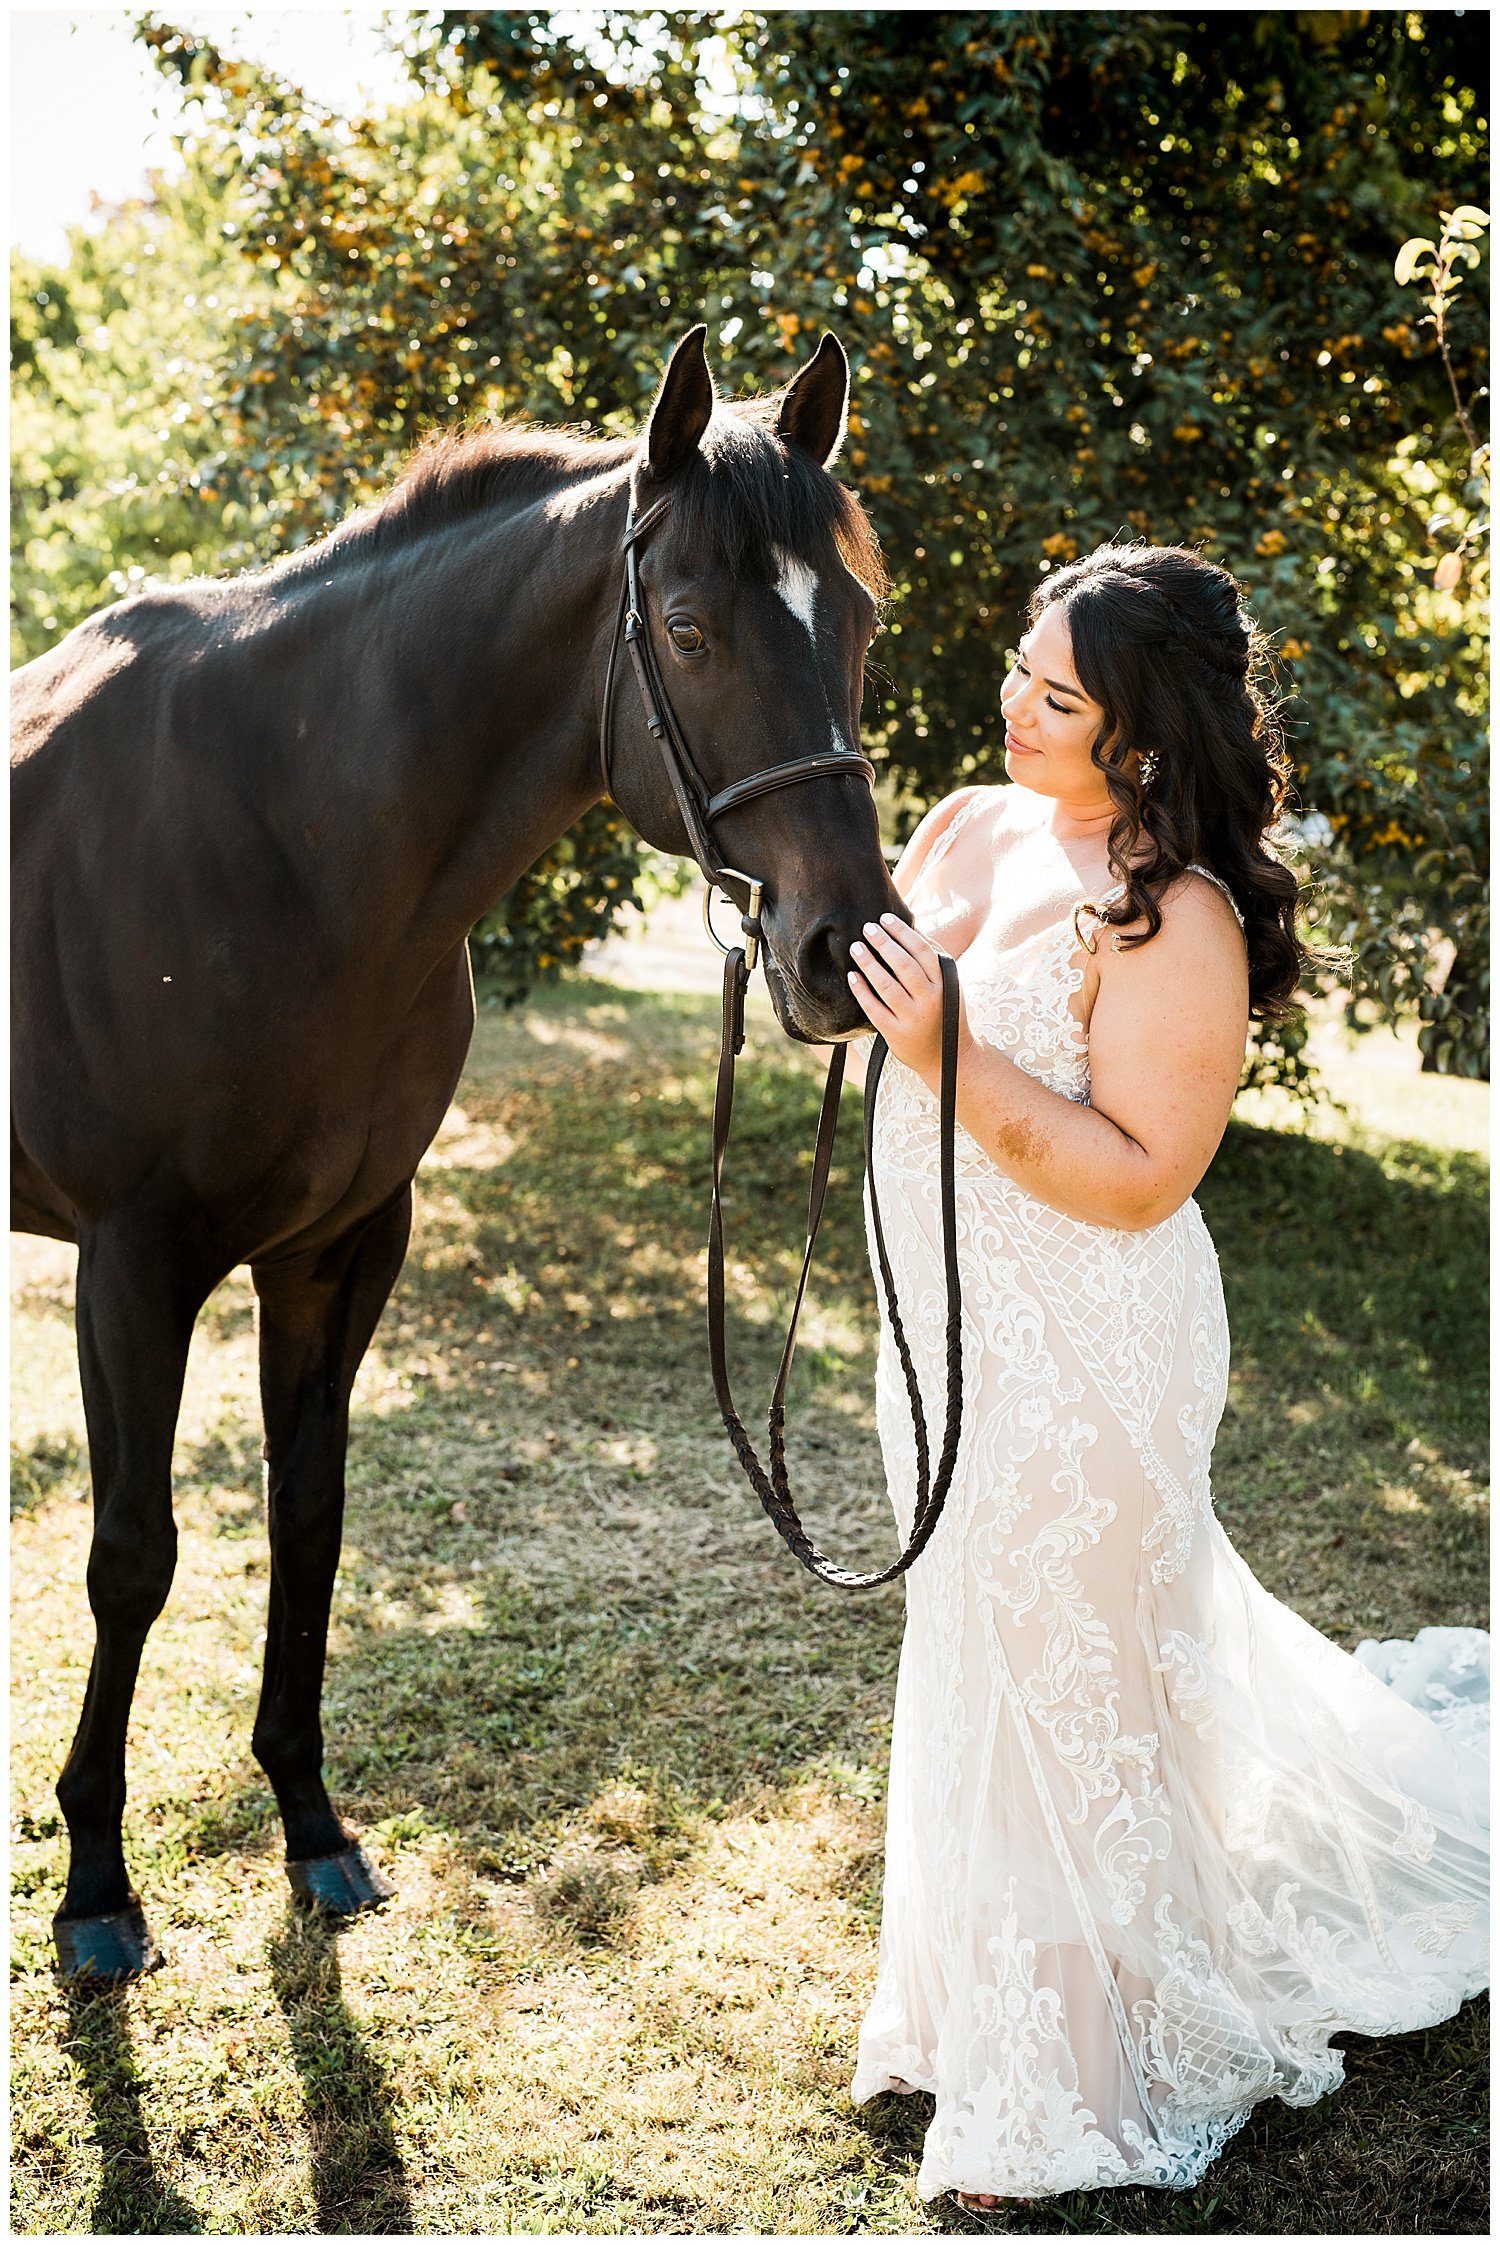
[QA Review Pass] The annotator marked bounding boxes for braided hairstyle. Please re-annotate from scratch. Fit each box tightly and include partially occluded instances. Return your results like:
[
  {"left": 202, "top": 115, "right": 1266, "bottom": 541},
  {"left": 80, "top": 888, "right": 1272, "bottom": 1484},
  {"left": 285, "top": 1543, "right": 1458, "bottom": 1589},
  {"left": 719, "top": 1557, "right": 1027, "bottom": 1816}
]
[{"left": 1030, "top": 542, "right": 1304, "bottom": 1019}]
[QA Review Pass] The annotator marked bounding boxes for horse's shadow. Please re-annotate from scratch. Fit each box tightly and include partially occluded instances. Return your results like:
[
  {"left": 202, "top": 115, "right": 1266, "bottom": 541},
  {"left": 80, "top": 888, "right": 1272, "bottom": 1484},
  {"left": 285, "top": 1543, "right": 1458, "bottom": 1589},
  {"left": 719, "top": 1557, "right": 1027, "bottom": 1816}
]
[
  {"left": 266, "top": 1908, "right": 413, "bottom": 2235},
  {"left": 61, "top": 1916, "right": 411, "bottom": 2236},
  {"left": 62, "top": 1985, "right": 201, "bottom": 2235}
]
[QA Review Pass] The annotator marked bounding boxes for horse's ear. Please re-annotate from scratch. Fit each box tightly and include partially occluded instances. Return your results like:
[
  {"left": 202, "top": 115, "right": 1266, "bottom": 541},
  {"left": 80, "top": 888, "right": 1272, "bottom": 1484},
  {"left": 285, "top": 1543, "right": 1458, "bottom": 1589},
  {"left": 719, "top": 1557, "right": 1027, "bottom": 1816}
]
[
  {"left": 645, "top": 326, "right": 716, "bottom": 481},
  {"left": 777, "top": 331, "right": 849, "bottom": 470}
]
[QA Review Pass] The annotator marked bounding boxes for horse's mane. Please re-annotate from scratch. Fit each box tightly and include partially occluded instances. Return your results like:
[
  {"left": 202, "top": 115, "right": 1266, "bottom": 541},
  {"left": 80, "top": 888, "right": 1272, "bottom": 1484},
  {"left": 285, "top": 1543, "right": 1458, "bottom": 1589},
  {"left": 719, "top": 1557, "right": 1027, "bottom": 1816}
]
[
  {"left": 303, "top": 398, "right": 888, "bottom": 599},
  {"left": 356, "top": 423, "right": 636, "bottom": 551}
]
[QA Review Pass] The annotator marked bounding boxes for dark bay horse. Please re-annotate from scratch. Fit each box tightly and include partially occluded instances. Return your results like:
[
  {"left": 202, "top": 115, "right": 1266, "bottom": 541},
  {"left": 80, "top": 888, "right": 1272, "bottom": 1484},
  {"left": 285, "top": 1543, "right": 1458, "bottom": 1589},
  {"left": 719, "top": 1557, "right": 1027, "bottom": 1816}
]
[{"left": 11, "top": 325, "right": 905, "bottom": 1981}]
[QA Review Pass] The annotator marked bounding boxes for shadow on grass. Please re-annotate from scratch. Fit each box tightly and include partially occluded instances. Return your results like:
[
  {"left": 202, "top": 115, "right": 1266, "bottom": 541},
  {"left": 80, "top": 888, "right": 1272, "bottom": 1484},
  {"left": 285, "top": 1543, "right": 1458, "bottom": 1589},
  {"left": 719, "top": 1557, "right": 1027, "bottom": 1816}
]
[
  {"left": 62, "top": 1983, "right": 202, "bottom": 2234},
  {"left": 267, "top": 1908, "right": 413, "bottom": 2235},
  {"left": 19, "top": 982, "right": 1490, "bottom": 2235},
  {"left": 10, "top": 1432, "right": 87, "bottom": 1518}
]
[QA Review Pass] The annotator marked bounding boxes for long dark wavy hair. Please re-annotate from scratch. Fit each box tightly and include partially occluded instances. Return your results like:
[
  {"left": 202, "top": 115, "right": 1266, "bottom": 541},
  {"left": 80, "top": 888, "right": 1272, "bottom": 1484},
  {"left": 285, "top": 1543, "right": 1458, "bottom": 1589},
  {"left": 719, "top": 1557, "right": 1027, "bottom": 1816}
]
[{"left": 1030, "top": 542, "right": 1305, "bottom": 1019}]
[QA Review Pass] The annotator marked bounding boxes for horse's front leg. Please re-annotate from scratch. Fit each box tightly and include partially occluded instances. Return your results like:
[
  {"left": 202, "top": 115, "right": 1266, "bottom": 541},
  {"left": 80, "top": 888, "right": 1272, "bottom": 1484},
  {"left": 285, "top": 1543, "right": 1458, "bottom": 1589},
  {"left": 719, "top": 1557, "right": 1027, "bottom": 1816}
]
[
  {"left": 54, "top": 1212, "right": 212, "bottom": 1981},
  {"left": 250, "top": 1188, "right": 412, "bottom": 1913}
]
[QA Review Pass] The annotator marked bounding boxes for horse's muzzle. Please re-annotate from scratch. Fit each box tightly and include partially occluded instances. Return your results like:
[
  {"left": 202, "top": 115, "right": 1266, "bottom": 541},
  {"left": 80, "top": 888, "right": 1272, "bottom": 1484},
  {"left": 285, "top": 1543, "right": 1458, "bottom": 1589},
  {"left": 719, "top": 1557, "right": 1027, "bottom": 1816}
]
[{"left": 760, "top": 941, "right": 870, "bottom": 1046}]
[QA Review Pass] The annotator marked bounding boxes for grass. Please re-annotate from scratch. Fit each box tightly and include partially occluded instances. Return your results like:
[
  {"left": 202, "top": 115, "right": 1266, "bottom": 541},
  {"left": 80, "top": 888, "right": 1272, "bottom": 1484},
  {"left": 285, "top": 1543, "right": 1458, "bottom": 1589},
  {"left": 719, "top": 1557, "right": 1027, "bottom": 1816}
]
[{"left": 9, "top": 970, "right": 1489, "bottom": 2235}]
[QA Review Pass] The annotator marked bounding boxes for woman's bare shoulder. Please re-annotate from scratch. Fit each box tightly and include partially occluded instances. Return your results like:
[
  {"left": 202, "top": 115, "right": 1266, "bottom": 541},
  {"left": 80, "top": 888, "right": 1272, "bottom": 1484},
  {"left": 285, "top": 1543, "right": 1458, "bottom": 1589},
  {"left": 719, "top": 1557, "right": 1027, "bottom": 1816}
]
[
  {"left": 914, "top": 781, "right": 990, "bottom": 838},
  {"left": 1096, "top": 866, "right": 1247, "bottom": 984},
  {"left": 894, "top": 783, "right": 989, "bottom": 885}
]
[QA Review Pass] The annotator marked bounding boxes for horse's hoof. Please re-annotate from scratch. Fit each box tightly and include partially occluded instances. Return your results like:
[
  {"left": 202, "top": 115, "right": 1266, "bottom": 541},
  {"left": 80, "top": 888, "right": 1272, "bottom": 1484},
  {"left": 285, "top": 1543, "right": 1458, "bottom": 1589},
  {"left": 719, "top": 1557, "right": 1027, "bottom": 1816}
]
[
  {"left": 53, "top": 1895, "right": 163, "bottom": 1984},
  {"left": 287, "top": 1843, "right": 393, "bottom": 1916}
]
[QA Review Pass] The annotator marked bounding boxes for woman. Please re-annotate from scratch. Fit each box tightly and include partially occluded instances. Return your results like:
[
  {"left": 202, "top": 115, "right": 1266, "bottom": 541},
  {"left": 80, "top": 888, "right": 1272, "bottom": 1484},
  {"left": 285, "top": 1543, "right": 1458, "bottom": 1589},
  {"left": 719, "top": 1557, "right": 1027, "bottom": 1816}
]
[{"left": 844, "top": 543, "right": 1488, "bottom": 2207}]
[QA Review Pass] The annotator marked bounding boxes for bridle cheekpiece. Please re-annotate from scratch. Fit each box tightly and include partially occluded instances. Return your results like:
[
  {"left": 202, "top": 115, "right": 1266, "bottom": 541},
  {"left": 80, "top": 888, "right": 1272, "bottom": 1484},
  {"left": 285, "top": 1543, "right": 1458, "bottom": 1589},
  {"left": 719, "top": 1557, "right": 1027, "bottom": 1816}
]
[{"left": 597, "top": 490, "right": 878, "bottom": 983}]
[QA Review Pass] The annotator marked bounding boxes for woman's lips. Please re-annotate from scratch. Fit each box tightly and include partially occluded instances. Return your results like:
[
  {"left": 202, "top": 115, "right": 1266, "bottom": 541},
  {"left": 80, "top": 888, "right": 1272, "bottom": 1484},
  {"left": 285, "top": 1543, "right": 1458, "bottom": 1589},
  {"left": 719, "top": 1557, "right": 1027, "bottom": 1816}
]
[{"left": 1004, "top": 728, "right": 1038, "bottom": 755}]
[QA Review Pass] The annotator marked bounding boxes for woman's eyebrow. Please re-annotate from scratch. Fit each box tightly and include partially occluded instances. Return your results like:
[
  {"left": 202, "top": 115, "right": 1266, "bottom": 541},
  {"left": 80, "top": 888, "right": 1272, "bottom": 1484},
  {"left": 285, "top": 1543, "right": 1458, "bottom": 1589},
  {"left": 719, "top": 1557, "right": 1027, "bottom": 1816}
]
[{"left": 1018, "top": 638, "right": 1085, "bottom": 699}]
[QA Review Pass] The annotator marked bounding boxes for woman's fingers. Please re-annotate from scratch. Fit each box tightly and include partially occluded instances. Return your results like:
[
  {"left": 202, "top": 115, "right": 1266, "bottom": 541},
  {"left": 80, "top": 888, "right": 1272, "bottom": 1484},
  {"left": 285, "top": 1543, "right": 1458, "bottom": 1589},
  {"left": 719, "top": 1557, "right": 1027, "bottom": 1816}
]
[
  {"left": 869, "top": 915, "right": 943, "bottom": 983},
  {"left": 847, "top": 969, "right": 896, "bottom": 1024},
  {"left": 883, "top": 912, "right": 936, "bottom": 943},
  {"left": 850, "top": 915, "right": 951, "bottom": 1044},
  {"left": 849, "top": 944, "right": 905, "bottom": 1008},
  {"left": 858, "top": 918, "right": 939, "bottom": 996}
]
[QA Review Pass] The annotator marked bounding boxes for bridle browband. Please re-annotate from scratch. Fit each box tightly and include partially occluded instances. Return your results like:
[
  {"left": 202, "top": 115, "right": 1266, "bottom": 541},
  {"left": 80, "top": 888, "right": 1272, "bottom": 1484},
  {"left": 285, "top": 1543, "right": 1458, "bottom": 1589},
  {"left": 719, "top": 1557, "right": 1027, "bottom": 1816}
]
[{"left": 598, "top": 486, "right": 965, "bottom": 1591}]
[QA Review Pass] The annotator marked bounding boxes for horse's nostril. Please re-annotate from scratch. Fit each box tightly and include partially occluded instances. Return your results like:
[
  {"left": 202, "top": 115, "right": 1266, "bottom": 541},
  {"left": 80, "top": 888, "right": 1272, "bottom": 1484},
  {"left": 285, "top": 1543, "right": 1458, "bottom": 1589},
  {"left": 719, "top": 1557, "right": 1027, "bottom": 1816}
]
[{"left": 796, "top": 917, "right": 855, "bottom": 994}]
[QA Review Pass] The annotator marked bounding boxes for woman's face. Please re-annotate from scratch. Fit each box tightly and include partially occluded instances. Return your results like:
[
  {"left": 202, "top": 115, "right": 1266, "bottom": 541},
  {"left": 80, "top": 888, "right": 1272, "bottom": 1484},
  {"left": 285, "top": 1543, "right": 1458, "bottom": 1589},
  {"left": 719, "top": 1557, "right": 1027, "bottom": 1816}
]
[{"left": 999, "top": 603, "right": 1111, "bottom": 806}]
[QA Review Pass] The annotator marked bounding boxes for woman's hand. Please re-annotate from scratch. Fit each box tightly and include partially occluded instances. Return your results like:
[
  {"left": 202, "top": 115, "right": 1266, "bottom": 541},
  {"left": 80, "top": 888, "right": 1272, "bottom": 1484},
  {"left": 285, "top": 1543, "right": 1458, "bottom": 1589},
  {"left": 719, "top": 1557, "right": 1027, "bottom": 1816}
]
[{"left": 847, "top": 915, "right": 959, "bottom": 1088}]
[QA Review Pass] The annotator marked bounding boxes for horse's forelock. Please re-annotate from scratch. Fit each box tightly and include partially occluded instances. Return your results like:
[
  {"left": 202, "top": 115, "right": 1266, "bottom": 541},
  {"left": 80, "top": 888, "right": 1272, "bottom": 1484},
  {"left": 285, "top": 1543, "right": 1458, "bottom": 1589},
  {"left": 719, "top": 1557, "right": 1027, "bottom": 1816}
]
[{"left": 665, "top": 400, "right": 886, "bottom": 603}]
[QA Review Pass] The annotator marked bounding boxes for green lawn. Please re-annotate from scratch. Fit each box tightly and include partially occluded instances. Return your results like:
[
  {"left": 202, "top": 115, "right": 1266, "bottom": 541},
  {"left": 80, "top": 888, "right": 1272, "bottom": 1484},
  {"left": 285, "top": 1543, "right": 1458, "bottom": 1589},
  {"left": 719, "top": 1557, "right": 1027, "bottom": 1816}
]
[{"left": 10, "top": 975, "right": 1489, "bottom": 2235}]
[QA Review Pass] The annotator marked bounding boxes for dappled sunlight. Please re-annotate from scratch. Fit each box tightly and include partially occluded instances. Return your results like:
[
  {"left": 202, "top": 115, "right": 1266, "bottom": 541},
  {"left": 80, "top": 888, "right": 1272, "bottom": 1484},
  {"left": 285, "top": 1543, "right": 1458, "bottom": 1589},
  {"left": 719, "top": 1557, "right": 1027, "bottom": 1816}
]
[
  {"left": 10, "top": 1240, "right": 85, "bottom": 1459},
  {"left": 421, "top": 1101, "right": 519, "bottom": 1171},
  {"left": 350, "top": 1353, "right": 419, "bottom": 1418},
  {"left": 411, "top": 1578, "right": 490, "bottom": 1634},
  {"left": 181, "top": 1274, "right": 261, "bottom": 1463},
  {"left": 515, "top": 1012, "right": 633, "bottom": 1064},
  {"left": 12, "top": 971, "right": 1487, "bottom": 2233},
  {"left": 1373, "top": 1482, "right": 1428, "bottom": 1517},
  {"left": 599, "top": 1431, "right": 661, "bottom": 1475},
  {"left": 9, "top": 1233, "right": 79, "bottom": 1313}
]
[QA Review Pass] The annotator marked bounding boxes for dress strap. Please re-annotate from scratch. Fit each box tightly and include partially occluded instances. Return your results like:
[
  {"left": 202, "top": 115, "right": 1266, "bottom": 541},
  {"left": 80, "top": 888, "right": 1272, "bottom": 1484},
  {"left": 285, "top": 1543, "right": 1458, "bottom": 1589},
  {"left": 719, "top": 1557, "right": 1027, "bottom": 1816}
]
[
  {"left": 1081, "top": 870, "right": 1244, "bottom": 942},
  {"left": 916, "top": 787, "right": 988, "bottom": 888},
  {"left": 1096, "top": 867, "right": 1244, "bottom": 927},
  {"left": 1185, "top": 862, "right": 1246, "bottom": 929}
]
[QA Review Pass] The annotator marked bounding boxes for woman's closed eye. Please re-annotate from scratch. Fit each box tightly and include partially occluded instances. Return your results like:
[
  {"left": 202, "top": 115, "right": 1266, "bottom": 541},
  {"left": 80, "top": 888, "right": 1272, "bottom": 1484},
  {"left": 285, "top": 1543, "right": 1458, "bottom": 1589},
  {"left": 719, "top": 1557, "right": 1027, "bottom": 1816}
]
[{"left": 1007, "top": 649, "right": 1076, "bottom": 715}]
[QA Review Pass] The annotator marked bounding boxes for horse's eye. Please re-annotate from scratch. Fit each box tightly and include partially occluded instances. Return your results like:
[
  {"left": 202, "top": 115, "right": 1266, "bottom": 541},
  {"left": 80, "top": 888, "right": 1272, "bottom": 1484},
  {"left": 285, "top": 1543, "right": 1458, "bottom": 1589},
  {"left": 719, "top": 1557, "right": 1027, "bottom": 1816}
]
[{"left": 668, "top": 619, "right": 706, "bottom": 654}]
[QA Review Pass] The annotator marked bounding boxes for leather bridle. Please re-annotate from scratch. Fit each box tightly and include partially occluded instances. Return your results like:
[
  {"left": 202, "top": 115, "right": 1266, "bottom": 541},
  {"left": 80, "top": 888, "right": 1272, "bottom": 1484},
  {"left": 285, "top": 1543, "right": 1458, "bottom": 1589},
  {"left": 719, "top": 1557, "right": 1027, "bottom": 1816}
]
[
  {"left": 599, "top": 491, "right": 881, "bottom": 963},
  {"left": 599, "top": 488, "right": 965, "bottom": 1590}
]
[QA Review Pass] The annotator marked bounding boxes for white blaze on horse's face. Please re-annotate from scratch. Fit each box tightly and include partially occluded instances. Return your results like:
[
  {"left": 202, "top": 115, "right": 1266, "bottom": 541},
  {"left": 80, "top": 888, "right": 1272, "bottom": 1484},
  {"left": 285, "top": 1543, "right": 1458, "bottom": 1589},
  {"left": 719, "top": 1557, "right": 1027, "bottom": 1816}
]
[
  {"left": 773, "top": 549, "right": 819, "bottom": 642},
  {"left": 772, "top": 545, "right": 853, "bottom": 758},
  {"left": 771, "top": 548, "right": 853, "bottom": 756}
]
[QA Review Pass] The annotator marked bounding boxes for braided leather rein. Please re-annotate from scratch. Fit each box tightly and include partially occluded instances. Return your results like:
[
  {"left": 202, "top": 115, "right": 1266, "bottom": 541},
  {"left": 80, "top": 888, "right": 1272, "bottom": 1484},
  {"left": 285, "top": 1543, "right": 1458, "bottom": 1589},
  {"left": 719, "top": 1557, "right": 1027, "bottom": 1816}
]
[{"left": 599, "top": 489, "right": 966, "bottom": 1589}]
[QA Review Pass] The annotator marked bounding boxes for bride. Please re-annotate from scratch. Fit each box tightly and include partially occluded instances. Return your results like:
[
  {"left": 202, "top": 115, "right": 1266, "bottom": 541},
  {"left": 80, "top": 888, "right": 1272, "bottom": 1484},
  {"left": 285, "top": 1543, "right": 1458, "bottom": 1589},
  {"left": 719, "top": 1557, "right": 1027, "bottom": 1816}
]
[{"left": 843, "top": 542, "right": 1488, "bottom": 2207}]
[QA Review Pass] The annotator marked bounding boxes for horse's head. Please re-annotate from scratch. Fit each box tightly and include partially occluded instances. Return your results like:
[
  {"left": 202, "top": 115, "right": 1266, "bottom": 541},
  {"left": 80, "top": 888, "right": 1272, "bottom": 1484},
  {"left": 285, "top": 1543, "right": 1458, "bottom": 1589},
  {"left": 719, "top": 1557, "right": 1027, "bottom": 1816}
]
[{"left": 606, "top": 326, "right": 909, "bottom": 1044}]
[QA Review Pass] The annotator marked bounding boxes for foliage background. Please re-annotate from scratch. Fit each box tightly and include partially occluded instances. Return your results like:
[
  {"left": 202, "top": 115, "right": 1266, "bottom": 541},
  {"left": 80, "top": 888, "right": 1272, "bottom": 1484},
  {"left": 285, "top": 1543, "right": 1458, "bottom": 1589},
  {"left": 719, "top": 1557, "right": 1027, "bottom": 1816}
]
[{"left": 10, "top": 8, "right": 1489, "bottom": 1072}]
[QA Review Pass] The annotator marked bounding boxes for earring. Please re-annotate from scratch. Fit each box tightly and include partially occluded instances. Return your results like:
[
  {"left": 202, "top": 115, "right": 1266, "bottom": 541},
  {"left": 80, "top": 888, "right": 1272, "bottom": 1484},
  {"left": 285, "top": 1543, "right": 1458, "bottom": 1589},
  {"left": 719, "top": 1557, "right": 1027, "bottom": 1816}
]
[{"left": 1137, "top": 750, "right": 1159, "bottom": 791}]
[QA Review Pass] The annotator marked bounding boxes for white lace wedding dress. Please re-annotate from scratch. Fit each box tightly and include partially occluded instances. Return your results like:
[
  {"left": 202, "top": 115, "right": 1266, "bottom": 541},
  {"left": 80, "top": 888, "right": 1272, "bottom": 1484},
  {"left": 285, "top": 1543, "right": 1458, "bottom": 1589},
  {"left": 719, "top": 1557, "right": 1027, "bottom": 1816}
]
[{"left": 850, "top": 808, "right": 1489, "bottom": 2202}]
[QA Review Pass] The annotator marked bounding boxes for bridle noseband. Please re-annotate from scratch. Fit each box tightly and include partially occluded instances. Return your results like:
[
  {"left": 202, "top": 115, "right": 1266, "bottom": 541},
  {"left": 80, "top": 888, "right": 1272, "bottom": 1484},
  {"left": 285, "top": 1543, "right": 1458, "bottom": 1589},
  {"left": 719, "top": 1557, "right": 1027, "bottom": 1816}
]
[{"left": 598, "top": 485, "right": 965, "bottom": 1591}]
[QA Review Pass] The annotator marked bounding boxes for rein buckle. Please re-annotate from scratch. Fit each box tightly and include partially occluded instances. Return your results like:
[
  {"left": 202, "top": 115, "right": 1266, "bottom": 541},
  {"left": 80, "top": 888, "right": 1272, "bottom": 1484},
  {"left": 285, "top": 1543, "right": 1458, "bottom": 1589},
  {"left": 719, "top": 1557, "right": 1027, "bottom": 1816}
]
[{"left": 703, "top": 870, "right": 764, "bottom": 973}]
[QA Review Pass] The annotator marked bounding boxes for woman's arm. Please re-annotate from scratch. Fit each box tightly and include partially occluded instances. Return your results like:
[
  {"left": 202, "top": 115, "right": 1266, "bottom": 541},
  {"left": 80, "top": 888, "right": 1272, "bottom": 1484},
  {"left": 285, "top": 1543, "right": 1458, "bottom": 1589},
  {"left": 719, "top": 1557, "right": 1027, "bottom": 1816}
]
[{"left": 848, "top": 878, "right": 1249, "bottom": 1231}]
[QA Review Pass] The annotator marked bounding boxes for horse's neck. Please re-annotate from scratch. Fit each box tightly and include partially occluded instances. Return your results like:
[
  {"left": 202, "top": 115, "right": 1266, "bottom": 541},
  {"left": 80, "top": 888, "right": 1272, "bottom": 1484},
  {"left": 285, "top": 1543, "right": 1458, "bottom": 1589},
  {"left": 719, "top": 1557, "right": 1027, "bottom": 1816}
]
[{"left": 271, "top": 476, "right": 627, "bottom": 971}]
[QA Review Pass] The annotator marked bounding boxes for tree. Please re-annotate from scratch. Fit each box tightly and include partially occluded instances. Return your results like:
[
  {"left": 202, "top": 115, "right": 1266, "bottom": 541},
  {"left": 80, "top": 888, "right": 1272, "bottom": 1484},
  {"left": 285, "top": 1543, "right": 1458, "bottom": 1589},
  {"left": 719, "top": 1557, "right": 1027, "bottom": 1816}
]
[
  {"left": 14, "top": 12, "right": 1487, "bottom": 1068},
  {"left": 705, "top": 8, "right": 1488, "bottom": 1072},
  {"left": 427, "top": 8, "right": 1492, "bottom": 1071},
  {"left": 10, "top": 163, "right": 280, "bottom": 664},
  {"left": 1331, "top": 200, "right": 1490, "bottom": 1077}
]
